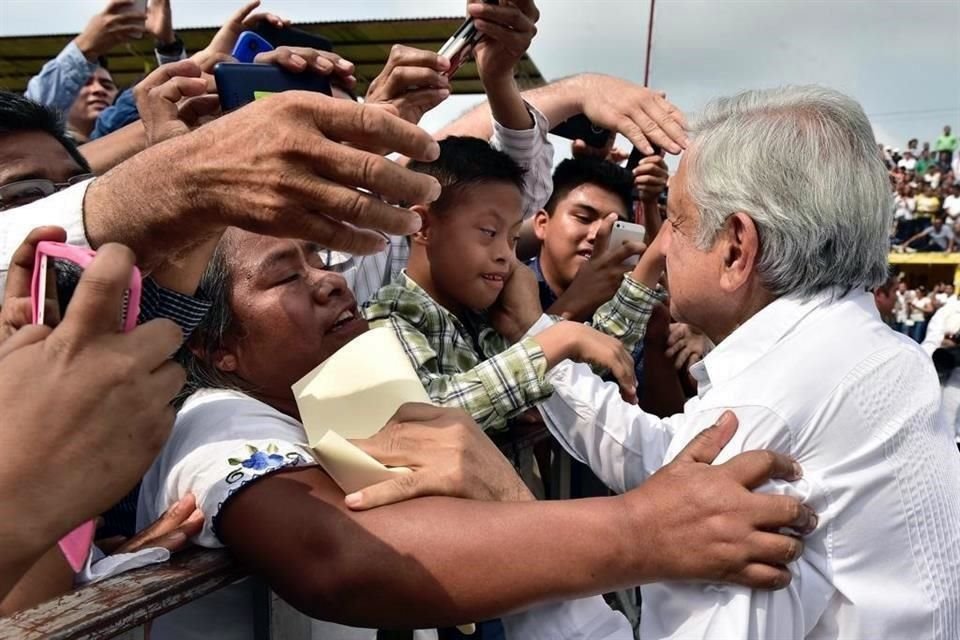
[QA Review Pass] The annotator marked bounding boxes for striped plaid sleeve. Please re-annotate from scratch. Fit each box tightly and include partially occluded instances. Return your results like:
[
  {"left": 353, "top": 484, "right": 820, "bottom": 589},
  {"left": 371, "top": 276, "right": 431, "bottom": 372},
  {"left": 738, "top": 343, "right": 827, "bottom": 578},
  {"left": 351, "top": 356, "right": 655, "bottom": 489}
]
[
  {"left": 384, "top": 315, "right": 551, "bottom": 432},
  {"left": 138, "top": 278, "right": 213, "bottom": 341},
  {"left": 590, "top": 275, "right": 667, "bottom": 356},
  {"left": 490, "top": 100, "right": 555, "bottom": 218}
]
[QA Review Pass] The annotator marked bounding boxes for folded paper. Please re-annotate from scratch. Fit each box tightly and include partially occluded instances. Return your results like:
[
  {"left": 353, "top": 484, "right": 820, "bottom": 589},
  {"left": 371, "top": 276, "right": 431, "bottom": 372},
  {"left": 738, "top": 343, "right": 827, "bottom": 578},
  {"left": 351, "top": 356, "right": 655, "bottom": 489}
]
[{"left": 293, "top": 327, "right": 474, "bottom": 635}]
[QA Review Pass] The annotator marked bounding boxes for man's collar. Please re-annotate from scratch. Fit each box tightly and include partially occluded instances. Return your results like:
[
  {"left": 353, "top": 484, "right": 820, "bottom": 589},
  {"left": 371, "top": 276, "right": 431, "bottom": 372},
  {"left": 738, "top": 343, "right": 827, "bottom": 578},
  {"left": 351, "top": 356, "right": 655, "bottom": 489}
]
[{"left": 689, "top": 289, "right": 875, "bottom": 394}]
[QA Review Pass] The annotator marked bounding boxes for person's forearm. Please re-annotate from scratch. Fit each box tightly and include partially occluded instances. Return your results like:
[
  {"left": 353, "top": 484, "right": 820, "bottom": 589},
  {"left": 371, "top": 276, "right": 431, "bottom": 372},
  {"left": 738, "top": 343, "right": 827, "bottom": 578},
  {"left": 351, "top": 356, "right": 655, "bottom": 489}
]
[
  {"left": 221, "top": 468, "right": 648, "bottom": 628},
  {"left": 434, "top": 74, "right": 588, "bottom": 140},
  {"left": 0, "top": 545, "right": 73, "bottom": 615},
  {"left": 83, "top": 135, "right": 224, "bottom": 272},
  {"left": 80, "top": 121, "right": 148, "bottom": 175},
  {"left": 639, "top": 344, "right": 687, "bottom": 418},
  {"left": 484, "top": 76, "right": 533, "bottom": 131},
  {"left": 641, "top": 197, "right": 663, "bottom": 242}
]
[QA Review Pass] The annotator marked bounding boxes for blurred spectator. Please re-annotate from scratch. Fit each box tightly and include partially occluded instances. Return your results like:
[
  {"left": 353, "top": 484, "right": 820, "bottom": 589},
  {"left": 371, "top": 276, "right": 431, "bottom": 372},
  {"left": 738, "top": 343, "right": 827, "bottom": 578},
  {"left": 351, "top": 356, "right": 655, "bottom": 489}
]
[
  {"left": 898, "top": 150, "right": 917, "bottom": 171},
  {"left": 873, "top": 269, "right": 898, "bottom": 326},
  {"left": 925, "top": 163, "right": 943, "bottom": 190},
  {"left": 945, "top": 184, "right": 960, "bottom": 225},
  {"left": 24, "top": 0, "right": 144, "bottom": 116},
  {"left": 916, "top": 148, "right": 934, "bottom": 175},
  {"left": 64, "top": 65, "right": 119, "bottom": 144},
  {"left": 893, "top": 280, "right": 909, "bottom": 333},
  {"left": 909, "top": 286, "right": 933, "bottom": 342},
  {"left": 936, "top": 124, "right": 958, "bottom": 166},
  {"left": 915, "top": 183, "right": 942, "bottom": 221},
  {"left": 901, "top": 215, "right": 953, "bottom": 252}
]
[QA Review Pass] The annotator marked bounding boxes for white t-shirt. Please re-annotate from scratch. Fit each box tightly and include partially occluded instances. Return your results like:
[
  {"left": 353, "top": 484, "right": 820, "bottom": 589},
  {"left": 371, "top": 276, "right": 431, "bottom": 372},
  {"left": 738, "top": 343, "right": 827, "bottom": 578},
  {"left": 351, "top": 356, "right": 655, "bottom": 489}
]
[
  {"left": 898, "top": 157, "right": 917, "bottom": 171},
  {"left": 893, "top": 194, "right": 915, "bottom": 220},
  {"left": 944, "top": 194, "right": 960, "bottom": 222}
]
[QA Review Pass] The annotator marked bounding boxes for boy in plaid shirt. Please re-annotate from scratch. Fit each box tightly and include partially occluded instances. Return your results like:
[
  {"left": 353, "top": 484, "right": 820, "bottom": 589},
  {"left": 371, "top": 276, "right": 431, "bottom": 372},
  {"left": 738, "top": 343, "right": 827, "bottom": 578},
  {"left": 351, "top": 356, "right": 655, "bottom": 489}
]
[{"left": 363, "top": 137, "right": 665, "bottom": 431}]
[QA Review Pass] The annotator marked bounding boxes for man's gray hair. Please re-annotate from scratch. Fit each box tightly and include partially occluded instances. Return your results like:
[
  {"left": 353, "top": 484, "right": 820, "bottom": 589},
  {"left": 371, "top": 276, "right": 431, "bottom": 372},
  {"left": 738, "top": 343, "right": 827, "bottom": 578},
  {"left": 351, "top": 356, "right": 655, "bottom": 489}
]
[{"left": 686, "top": 85, "right": 892, "bottom": 299}]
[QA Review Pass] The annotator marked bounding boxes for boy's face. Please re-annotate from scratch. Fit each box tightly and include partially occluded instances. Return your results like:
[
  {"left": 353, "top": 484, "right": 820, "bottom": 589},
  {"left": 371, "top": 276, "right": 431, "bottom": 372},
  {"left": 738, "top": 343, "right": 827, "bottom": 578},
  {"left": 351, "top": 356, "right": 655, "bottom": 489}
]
[
  {"left": 427, "top": 182, "right": 524, "bottom": 311},
  {"left": 534, "top": 183, "right": 629, "bottom": 292}
]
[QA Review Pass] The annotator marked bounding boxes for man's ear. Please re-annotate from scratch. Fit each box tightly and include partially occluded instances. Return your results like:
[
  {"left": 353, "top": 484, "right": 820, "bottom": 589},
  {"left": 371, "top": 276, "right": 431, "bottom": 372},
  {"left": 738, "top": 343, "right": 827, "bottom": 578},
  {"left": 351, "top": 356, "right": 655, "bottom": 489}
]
[
  {"left": 409, "top": 204, "right": 432, "bottom": 247},
  {"left": 719, "top": 212, "right": 760, "bottom": 294},
  {"left": 532, "top": 209, "right": 550, "bottom": 241}
]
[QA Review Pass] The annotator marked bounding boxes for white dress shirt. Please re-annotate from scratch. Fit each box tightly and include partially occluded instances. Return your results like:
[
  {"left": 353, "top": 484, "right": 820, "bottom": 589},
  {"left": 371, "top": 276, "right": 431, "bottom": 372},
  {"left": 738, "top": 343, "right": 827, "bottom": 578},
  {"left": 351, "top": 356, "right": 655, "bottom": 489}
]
[
  {"left": 0, "top": 179, "right": 91, "bottom": 295},
  {"left": 536, "top": 290, "right": 960, "bottom": 639}
]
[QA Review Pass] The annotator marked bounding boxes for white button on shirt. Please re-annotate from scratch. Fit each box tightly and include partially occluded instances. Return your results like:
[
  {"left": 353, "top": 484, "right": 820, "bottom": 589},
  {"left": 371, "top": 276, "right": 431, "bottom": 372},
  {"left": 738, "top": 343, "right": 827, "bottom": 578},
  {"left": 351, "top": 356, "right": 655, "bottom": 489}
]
[{"left": 537, "top": 290, "right": 960, "bottom": 639}]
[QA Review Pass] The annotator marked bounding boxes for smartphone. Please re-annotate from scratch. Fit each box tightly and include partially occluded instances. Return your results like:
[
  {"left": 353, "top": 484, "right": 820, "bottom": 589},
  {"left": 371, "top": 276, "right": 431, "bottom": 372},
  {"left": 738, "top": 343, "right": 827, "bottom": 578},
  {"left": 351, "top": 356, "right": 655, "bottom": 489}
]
[
  {"left": 32, "top": 242, "right": 141, "bottom": 332},
  {"left": 608, "top": 221, "right": 647, "bottom": 266},
  {"left": 31, "top": 241, "right": 142, "bottom": 573},
  {"left": 438, "top": 0, "right": 499, "bottom": 78},
  {"left": 214, "top": 62, "right": 333, "bottom": 112},
  {"left": 253, "top": 22, "right": 333, "bottom": 52},
  {"left": 232, "top": 31, "right": 275, "bottom": 64},
  {"left": 130, "top": 0, "right": 147, "bottom": 13},
  {"left": 550, "top": 114, "right": 611, "bottom": 149}
]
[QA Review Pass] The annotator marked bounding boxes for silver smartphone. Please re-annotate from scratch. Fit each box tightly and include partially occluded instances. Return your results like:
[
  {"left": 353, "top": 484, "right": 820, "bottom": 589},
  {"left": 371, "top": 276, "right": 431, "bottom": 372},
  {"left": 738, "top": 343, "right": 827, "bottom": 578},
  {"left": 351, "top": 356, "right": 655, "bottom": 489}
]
[
  {"left": 437, "top": 0, "right": 498, "bottom": 77},
  {"left": 608, "top": 221, "right": 646, "bottom": 265}
]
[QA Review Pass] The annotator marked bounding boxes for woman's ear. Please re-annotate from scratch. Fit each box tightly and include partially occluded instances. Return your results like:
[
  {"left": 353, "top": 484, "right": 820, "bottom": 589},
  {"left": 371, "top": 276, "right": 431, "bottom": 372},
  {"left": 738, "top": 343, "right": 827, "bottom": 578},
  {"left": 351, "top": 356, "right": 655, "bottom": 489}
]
[
  {"left": 410, "top": 204, "right": 431, "bottom": 247},
  {"left": 189, "top": 340, "right": 239, "bottom": 374},
  {"left": 214, "top": 350, "right": 239, "bottom": 373}
]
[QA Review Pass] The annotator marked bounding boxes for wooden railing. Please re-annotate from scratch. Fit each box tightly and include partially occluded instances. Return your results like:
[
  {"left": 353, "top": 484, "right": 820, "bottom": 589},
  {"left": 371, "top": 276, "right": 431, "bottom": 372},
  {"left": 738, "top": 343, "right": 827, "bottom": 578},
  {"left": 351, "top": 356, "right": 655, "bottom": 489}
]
[{"left": 0, "top": 548, "right": 243, "bottom": 640}]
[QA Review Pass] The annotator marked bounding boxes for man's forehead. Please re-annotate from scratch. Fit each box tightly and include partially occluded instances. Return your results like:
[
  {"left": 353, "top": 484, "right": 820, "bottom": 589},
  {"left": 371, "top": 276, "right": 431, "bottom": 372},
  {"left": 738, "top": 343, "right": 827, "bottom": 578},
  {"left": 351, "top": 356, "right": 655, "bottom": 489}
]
[{"left": 0, "top": 131, "right": 83, "bottom": 183}]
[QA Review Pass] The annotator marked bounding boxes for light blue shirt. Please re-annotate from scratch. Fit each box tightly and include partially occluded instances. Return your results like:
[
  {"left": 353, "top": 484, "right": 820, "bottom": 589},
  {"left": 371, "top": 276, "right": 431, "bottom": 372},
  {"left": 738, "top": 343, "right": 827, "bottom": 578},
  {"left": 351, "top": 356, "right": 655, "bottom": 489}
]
[{"left": 24, "top": 40, "right": 98, "bottom": 114}]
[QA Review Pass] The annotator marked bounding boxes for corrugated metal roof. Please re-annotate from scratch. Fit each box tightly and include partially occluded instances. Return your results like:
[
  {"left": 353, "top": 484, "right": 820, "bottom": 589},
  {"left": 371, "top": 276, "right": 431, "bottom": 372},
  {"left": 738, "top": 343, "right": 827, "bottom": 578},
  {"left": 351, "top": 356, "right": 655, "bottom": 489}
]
[{"left": 0, "top": 17, "right": 545, "bottom": 96}]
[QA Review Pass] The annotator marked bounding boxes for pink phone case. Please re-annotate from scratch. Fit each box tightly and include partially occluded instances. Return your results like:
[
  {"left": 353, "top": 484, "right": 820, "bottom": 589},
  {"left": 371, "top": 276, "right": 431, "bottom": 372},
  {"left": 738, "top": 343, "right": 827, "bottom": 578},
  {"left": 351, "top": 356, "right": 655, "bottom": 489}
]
[{"left": 31, "top": 241, "right": 142, "bottom": 572}]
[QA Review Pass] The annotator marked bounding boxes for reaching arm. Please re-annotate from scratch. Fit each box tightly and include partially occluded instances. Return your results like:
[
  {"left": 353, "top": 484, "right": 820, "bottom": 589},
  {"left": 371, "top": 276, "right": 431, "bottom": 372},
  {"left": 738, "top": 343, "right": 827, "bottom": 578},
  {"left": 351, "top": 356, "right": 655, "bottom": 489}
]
[
  {"left": 79, "top": 120, "right": 148, "bottom": 175},
  {"left": 24, "top": 41, "right": 98, "bottom": 113},
  {"left": 219, "top": 467, "right": 645, "bottom": 628},
  {"left": 435, "top": 73, "right": 688, "bottom": 155},
  {"left": 902, "top": 227, "right": 929, "bottom": 247}
]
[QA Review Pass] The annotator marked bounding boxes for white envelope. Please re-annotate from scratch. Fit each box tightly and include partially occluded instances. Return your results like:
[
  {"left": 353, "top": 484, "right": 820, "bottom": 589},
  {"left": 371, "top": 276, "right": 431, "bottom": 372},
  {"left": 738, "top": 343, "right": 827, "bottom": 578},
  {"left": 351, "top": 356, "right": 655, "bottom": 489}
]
[
  {"left": 293, "top": 327, "right": 427, "bottom": 494},
  {"left": 292, "top": 327, "right": 476, "bottom": 635}
]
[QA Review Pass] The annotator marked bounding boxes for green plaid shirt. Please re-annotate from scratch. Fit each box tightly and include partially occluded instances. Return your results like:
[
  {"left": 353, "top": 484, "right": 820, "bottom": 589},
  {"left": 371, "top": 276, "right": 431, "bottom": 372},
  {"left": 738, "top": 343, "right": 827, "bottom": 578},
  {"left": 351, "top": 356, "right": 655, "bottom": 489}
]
[{"left": 363, "top": 272, "right": 663, "bottom": 432}]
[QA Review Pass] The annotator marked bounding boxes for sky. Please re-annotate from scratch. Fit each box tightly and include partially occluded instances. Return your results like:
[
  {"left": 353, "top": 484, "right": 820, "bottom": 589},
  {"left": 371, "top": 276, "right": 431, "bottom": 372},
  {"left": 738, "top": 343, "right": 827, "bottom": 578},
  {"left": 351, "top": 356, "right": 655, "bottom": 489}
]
[{"left": 2, "top": 0, "right": 958, "bottom": 163}]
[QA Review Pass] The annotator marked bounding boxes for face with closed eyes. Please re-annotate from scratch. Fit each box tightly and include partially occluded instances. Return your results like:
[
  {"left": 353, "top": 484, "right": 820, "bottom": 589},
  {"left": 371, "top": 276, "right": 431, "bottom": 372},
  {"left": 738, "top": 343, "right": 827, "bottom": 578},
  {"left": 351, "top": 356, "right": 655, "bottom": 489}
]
[{"left": 214, "top": 229, "right": 369, "bottom": 407}]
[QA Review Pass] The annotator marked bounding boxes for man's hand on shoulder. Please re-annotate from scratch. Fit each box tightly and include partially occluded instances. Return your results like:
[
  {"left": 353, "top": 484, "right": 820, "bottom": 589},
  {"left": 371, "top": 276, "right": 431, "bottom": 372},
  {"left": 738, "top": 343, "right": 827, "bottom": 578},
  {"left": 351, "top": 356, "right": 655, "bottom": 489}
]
[{"left": 623, "top": 412, "right": 817, "bottom": 589}]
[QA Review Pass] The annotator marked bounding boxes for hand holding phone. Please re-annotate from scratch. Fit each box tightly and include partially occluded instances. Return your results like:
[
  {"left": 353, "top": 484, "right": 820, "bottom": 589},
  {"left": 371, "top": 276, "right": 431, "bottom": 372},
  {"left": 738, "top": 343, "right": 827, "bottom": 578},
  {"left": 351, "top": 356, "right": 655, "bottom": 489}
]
[
  {"left": 30, "top": 241, "right": 143, "bottom": 573},
  {"left": 608, "top": 221, "right": 647, "bottom": 266},
  {"left": 437, "top": 0, "right": 500, "bottom": 78},
  {"left": 232, "top": 31, "right": 274, "bottom": 63},
  {"left": 214, "top": 62, "right": 332, "bottom": 112}
]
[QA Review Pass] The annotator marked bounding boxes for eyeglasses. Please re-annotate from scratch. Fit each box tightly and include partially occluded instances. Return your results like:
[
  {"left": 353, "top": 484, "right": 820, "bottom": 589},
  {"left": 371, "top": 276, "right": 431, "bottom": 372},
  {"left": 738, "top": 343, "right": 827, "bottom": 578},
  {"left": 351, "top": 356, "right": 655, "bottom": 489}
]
[{"left": 0, "top": 174, "right": 94, "bottom": 211}]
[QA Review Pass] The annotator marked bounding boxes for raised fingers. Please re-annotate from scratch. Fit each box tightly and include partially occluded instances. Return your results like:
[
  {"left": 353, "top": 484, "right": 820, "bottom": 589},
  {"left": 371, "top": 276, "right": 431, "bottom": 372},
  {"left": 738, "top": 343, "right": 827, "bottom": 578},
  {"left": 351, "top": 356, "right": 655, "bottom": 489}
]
[{"left": 310, "top": 96, "right": 441, "bottom": 165}]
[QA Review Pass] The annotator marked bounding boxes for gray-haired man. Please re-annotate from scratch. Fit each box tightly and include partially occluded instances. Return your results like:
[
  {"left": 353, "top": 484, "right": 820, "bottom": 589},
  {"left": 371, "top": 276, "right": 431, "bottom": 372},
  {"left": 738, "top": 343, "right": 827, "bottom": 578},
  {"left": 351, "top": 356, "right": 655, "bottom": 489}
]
[{"left": 523, "top": 85, "right": 960, "bottom": 639}]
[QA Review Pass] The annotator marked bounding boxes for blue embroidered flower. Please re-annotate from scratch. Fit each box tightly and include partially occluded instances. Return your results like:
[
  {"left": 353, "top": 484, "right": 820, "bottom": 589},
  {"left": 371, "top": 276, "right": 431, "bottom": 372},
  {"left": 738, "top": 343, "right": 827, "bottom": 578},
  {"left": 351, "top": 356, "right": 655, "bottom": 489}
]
[{"left": 228, "top": 444, "right": 285, "bottom": 472}]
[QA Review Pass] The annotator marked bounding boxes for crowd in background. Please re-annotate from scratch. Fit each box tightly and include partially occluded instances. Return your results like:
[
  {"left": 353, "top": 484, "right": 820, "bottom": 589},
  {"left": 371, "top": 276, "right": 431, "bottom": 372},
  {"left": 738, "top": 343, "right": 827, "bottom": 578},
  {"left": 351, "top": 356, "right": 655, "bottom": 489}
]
[
  {"left": 1, "top": 1, "right": 959, "bottom": 639},
  {"left": 884, "top": 130, "right": 960, "bottom": 248}
]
